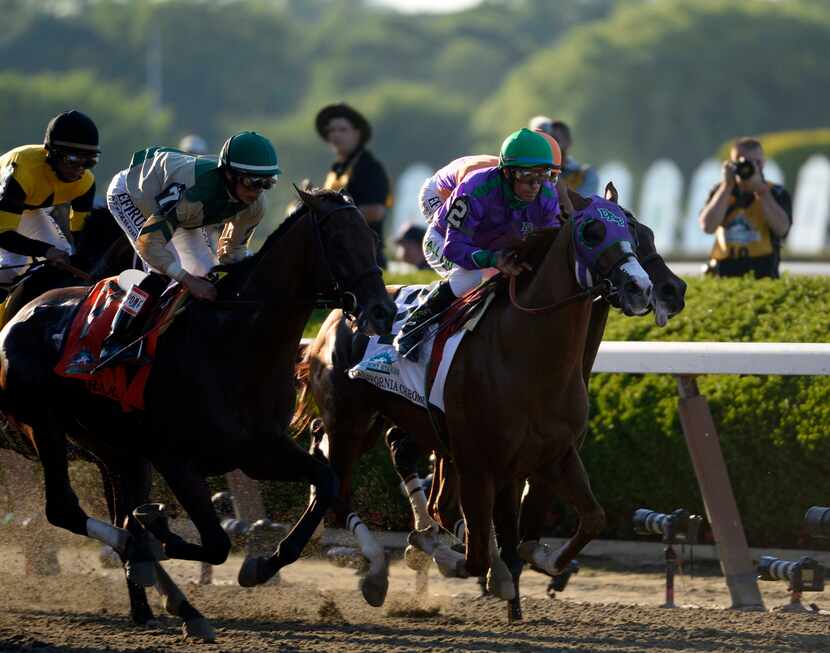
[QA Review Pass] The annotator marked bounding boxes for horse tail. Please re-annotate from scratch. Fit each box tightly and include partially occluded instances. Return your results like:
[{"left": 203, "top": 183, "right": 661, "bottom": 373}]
[{"left": 290, "top": 346, "right": 315, "bottom": 437}]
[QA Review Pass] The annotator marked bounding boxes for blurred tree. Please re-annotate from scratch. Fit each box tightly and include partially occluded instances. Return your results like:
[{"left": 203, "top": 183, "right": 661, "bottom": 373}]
[
  {"left": 0, "top": 70, "right": 172, "bottom": 192},
  {"left": 475, "top": 0, "right": 830, "bottom": 175}
]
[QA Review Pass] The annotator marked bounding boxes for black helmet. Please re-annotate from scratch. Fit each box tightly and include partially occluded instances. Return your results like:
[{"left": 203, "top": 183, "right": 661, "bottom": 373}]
[{"left": 43, "top": 110, "right": 100, "bottom": 154}]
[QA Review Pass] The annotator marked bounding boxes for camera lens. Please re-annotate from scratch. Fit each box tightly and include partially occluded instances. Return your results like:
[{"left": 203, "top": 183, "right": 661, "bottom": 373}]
[
  {"left": 805, "top": 506, "right": 830, "bottom": 538},
  {"left": 734, "top": 157, "right": 755, "bottom": 180}
]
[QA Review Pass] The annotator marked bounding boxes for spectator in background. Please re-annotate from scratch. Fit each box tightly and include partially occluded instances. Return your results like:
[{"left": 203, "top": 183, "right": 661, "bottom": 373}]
[
  {"left": 529, "top": 116, "right": 598, "bottom": 196},
  {"left": 699, "top": 137, "right": 791, "bottom": 278},
  {"left": 316, "top": 102, "right": 391, "bottom": 268},
  {"left": 178, "top": 133, "right": 209, "bottom": 156},
  {"left": 394, "top": 222, "right": 429, "bottom": 270}
]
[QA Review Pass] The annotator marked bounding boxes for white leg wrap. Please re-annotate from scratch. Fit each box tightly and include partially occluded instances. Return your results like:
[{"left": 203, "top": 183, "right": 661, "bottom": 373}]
[
  {"left": 86, "top": 517, "right": 130, "bottom": 554},
  {"left": 487, "top": 523, "right": 515, "bottom": 600},
  {"left": 523, "top": 541, "right": 567, "bottom": 576},
  {"left": 433, "top": 544, "right": 468, "bottom": 578},
  {"left": 405, "top": 477, "right": 437, "bottom": 533},
  {"left": 347, "top": 513, "right": 385, "bottom": 575}
]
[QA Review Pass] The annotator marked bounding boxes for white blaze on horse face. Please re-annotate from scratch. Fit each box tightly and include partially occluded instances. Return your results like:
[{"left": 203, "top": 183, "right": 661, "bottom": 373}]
[{"left": 619, "top": 259, "right": 653, "bottom": 314}]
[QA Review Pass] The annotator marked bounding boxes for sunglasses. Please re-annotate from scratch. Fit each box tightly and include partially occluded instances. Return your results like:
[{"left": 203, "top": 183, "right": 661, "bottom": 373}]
[
  {"left": 238, "top": 174, "right": 278, "bottom": 191},
  {"left": 512, "top": 168, "right": 560, "bottom": 184},
  {"left": 54, "top": 149, "right": 99, "bottom": 169}
]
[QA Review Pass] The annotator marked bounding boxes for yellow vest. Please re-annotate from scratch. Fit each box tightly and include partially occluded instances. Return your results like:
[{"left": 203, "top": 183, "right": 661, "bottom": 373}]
[{"left": 709, "top": 183, "right": 775, "bottom": 261}]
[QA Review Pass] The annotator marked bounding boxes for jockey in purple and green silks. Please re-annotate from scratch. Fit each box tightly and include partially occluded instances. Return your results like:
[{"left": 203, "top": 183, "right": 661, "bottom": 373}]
[{"left": 395, "top": 128, "right": 562, "bottom": 360}]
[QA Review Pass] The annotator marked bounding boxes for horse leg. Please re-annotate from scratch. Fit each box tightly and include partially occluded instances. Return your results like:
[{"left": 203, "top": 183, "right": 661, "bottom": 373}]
[
  {"left": 520, "top": 446, "right": 604, "bottom": 576},
  {"left": 316, "top": 415, "right": 390, "bottom": 607},
  {"left": 433, "top": 470, "right": 493, "bottom": 581},
  {"left": 30, "top": 417, "right": 131, "bottom": 562},
  {"left": 236, "top": 435, "right": 338, "bottom": 588},
  {"left": 139, "top": 457, "right": 231, "bottom": 567},
  {"left": 492, "top": 480, "right": 523, "bottom": 620}
]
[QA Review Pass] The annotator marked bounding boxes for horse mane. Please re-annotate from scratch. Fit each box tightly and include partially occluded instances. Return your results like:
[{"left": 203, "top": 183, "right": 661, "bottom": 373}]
[
  {"left": 510, "top": 226, "right": 567, "bottom": 270},
  {"left": 214, "top": 186, "right": 349, "bottom": 280}
]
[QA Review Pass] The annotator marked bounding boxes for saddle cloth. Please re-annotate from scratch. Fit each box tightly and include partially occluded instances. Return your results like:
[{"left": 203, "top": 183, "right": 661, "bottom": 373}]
[
  {"left": 53, "top": 274, "right": 185, "bottom": 412},
  {"left": 348, "top": 282, "right": 495, "bottom": 411}
]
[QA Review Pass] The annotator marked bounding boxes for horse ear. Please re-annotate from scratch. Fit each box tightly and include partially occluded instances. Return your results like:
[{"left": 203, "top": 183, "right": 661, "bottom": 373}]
[
  {"left": 567, "top": 189, "right": 591, "bottom": 212},
  {"left": 293, "top": 183, "right": 318, "bottom": 211},
  {"left": 604, "top": 182, "right": 619, "bottom": 204}
]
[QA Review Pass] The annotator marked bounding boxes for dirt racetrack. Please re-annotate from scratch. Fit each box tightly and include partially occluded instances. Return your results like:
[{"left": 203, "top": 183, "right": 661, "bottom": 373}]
[{"left": 1, "top": 543, "right": 828, "bottom": 653}]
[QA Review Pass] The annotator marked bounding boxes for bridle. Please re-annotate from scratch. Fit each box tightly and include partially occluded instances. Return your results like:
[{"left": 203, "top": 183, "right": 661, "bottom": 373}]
[
  {"left": 508, "top": 211, "right": 643, "bottom": 315},
  {"left": 228, "top": 196, "right": 381, "bottom": 320}
]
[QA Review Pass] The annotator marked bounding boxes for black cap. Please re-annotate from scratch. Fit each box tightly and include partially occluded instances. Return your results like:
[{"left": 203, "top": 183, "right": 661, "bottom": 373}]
[
  {"left": 394, "top": 223, "right": 426, "bottom": 245},
  {"left": 44, "top": 110, "right": 100, "bottom": 153},
  {"left": 315, "top": 103, "right": 372, "bottom": 145}
]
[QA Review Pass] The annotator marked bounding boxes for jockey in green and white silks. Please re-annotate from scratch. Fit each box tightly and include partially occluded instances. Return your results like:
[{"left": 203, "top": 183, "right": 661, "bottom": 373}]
[
  {"left": 394, "top": 128, "right": 562, "bottom": 360},
  {"left": 103, "top": 131, "right": 280, "bottom": 362}
]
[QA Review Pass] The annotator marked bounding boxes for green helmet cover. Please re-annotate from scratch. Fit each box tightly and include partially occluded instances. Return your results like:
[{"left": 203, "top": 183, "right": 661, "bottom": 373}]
[
  {"left": 219, "top": 131, "right": 281, "bottom": 176},
  {"left": 499, "top": 128, "right": 554, "bottom": 168}
]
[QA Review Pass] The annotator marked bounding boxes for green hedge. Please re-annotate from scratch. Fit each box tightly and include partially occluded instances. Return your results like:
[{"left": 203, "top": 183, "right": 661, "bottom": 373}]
[{"left": 584, "top": 274, "right": 830, "bottom": 548}]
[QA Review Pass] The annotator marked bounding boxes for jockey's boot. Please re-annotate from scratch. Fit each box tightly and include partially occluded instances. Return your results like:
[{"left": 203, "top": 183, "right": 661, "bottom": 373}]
[
  {"left": 394, "top": 280, "right": 456, "bottom": 362},
  {"left": 99, "top": 272, "right": 168, "bottom": 366}
]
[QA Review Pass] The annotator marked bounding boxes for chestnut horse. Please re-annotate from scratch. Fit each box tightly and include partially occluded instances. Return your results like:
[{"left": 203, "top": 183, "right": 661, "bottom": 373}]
[
  {"left": 294, "top": 190, "right": 668, "bottom": 611},
  {"left": 0, "top": 188, "right": 396, "bottom": 637}
]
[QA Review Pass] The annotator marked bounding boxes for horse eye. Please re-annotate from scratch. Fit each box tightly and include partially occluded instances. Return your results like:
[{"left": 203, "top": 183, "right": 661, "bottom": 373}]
[{"left": 581, "top": 220, "right": 606, "bottom": 247}]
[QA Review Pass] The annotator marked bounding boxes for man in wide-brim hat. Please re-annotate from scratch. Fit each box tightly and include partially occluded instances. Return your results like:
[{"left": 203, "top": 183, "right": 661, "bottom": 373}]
[{"left": 315, "top": 102, "right": 391, "bottom": 268}]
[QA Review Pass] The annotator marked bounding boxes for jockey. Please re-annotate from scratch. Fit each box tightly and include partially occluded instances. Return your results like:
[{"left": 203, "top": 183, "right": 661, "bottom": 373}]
[
  {"left": 103, "top": 131, "right": 280, "bottom": 361},
  {"left": 394, "top": 128, "right": 562, "bottom": 360},
  {"left": 0, "top": 111, "right": 99, "bottom": 286},
  {"left": 417, "top": 130, "right": 564, "bottom": 222}
]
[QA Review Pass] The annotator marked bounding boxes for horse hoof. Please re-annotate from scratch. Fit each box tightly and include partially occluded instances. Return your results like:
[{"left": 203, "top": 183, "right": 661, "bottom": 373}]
[
  {"left": 183, "top": 617, "right": 216, "bottom": 642},
  {"left": 237, "top": 556, "right": 273, "bottom": 587},
  {"left": 486, "top": 568, "right": 516, "bottom": 601},
  {"left": 359, "top": 570, "right": 389, "bottom": 607},
  {"left": 99, "top": 544, "right": 122, "bottom": 569},
  {"left": 404, "top": 544, "right": 431, "bottom": 571},
  {"left": 125, "top": 560, "right": 157, "bottom": 588},
  {"left": 130, "top": 606, "right": 156, "bottom": 626}
]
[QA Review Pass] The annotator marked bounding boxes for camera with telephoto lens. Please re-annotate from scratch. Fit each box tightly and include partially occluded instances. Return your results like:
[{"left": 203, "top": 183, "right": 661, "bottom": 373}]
[
  {"left": 805, "top": 506, "right": 830, "bottom": 539},
  {"left": 758, "top": 555, "right": 825, "bottom": 592},
  {"left": 732, "top": 156, "right": 755, "bottom": 180},
  {"left": 633, "top": 508, "right": 703, "bottom": 544}
]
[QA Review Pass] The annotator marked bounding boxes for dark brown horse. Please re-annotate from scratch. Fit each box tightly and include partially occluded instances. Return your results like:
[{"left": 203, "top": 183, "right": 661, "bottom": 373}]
[
  {"left": 294, "top": 188, "right": 677, "bottom": 612},
  {"left": 0, "top": 188, "right": 396, "bottom": 637}
]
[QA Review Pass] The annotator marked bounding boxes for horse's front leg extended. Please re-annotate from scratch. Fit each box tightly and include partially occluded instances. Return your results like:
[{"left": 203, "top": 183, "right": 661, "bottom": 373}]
[
  {"left": 236, "top": 435, "right": 338, "bottom": 588},
  {"left": 520, "top": 446, "right": 604, "bottom": 576},
  {"left": 142, "top": 458, "right": 230, "bottom": 566}
]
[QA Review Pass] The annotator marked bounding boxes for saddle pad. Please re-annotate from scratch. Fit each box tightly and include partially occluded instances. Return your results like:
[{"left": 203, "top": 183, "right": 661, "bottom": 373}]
[
  {"left": 348, "top": 284, "right": 492, "bottom": 411},
  {"left": 53, "top": 276, "right": 182, "bottom": 412}
]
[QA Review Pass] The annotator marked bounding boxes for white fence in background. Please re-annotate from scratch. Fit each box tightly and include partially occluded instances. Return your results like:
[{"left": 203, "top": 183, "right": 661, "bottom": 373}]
[{"left": 391, "top": 155, "right": 830, "bottom": 258}]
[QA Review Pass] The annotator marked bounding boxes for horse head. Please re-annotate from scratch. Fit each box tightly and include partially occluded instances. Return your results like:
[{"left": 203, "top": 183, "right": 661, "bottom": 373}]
[
  {"left": 568, "top": 190, "right": 653, "bottom": 317},
  {"left": 598, "top": 183, "right": 686, "bottom": 325},
  {"left": 293, "top": 187, "right": 396, "bottom": 335}
]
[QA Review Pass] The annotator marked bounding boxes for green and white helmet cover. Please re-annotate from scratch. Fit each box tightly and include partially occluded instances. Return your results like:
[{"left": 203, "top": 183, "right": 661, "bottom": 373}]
[
  {"left": 498, "top": 128, "right": 554, "bottom": 169},
  {"left": 219, "top": 131, "right": 281, "bottom": 176}
]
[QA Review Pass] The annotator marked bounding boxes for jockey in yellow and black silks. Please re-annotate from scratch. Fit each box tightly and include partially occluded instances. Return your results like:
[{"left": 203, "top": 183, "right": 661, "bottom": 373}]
[{"left": 0, "top": 111, "right": 99, "bottom": 285}]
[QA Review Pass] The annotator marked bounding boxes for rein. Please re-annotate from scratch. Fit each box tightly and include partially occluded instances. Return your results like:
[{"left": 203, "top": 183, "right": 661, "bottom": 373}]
[{"left": 508, "top": 275, "right": 610, "bottom": 315}]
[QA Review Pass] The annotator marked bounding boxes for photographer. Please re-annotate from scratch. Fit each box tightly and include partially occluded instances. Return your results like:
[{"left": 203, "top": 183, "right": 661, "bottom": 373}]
[{"left": 699, "top": 137, "right": 791, "bottom": 278}]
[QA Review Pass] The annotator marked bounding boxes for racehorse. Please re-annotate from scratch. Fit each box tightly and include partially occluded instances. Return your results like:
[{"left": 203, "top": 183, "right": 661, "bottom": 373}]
[
  {"left": 293, "top": 186, "right": 685, "bottom": 613},
  {"left": 0, "top": 188, "right": 396, "bottom": 636}
]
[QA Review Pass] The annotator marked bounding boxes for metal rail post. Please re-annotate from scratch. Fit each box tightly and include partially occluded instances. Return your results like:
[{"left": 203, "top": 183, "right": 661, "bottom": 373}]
[{"left": 675, "top": 374, "right": 765, "bottom": 610}]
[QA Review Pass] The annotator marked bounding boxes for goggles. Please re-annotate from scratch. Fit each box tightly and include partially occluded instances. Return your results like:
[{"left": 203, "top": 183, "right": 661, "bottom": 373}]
[
  {"left": 511, "top": 167, "right": 560, "bottom": 185},
  {"left": 53, "top": 148, "right": 99, "bottom": 169},
  {"left": 237, "top": 174, "right": 278, "bottom": 191}
]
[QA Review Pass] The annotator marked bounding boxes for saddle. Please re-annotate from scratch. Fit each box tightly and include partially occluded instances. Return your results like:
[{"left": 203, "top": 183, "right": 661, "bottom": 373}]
[{"left": 53, "top": 271, "right": 187, "bottom": 411}]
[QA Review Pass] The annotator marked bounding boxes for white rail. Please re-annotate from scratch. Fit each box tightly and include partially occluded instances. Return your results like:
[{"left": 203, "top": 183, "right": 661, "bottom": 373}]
[{"left": 593, "top": 341, "right": 830, "bottom": 376}]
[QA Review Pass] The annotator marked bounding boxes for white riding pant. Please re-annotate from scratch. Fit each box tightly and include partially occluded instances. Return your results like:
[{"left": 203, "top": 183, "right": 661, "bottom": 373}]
[
  {"left": 423, "top": 223, "right": 483, "bottom": 297},
  {"left": 107, "top": 170, "right": 218, "bottom": 278},
  {"left": 418, "top": 176, "right": 443, "bottom": 222},
  {"left": 0, "top": 208, "right": 73, "bottom": 284}
]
